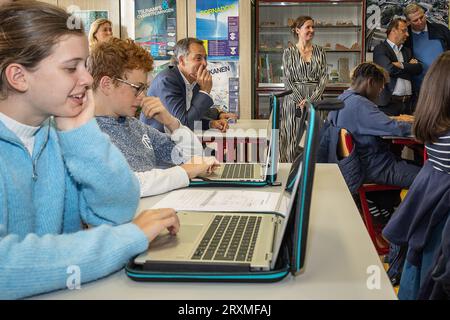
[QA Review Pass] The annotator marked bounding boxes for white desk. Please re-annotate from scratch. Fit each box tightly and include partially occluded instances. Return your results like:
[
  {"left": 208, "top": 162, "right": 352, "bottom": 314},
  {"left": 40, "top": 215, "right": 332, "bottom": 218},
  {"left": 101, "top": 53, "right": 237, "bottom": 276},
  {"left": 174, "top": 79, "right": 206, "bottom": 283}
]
[
  {"left": 198, "top": 120, "right": 269, "bottom": 163},
  {"left": 35, "top": 164, "right": 396, "bottom": 300}
]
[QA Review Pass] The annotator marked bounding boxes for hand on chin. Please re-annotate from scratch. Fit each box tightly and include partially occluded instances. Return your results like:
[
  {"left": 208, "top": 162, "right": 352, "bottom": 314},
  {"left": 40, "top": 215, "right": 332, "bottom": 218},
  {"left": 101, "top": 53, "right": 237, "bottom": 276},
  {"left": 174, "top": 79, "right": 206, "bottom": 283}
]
[{"left": 55, "top": 88, "right": 94, "bottom": 131}]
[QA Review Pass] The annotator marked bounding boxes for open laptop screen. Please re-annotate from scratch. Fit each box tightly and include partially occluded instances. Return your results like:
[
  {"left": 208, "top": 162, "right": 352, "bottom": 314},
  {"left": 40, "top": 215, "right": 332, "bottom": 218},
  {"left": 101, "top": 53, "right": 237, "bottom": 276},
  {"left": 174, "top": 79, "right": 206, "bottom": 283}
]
[
  {"left": 262, "top": 95, "right": 278, "bottom": 182},
  {"left": 285, "top": 102, "right": 320, "bottom": 275}
]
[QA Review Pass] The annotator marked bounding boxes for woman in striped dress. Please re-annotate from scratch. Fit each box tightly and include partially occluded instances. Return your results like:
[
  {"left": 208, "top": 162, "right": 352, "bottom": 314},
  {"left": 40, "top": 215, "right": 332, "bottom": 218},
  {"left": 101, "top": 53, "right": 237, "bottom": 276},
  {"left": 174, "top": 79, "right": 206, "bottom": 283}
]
[
  {"left": 383, "top": 51, "right": 450, "bottom": 300},
  {"left": 280, "top": 16, "right": 327, "bottom": 162}
]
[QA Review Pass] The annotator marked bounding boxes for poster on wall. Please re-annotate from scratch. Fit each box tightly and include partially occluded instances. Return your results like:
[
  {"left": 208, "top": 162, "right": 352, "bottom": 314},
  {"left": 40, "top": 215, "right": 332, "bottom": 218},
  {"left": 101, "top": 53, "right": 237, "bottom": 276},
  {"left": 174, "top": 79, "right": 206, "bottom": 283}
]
[
  {"left": 366, "top": 0, "right": 449, "bottom": 52},
  {"left": 196, "top": 0, "right": 239, "bottom": 61},
  {"left": 135, "top": 0, "right": 177, "bottom": 60},
  {"left": 207, "top": 61, "right": 239, "bottom": 114},
  {"left": 70, "top": 10, "right": 109, "bottom": 35}
]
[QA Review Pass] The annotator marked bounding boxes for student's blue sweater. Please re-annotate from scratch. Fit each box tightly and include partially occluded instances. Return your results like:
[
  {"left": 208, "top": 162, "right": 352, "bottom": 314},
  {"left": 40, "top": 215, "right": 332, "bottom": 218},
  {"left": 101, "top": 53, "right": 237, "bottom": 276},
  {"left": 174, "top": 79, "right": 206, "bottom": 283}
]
[
  {"left": 411, "top": 31, "right": 444, "bottom": 89},
  {"left": 0, "top": 119, "right": 148, "bottom": 299}
]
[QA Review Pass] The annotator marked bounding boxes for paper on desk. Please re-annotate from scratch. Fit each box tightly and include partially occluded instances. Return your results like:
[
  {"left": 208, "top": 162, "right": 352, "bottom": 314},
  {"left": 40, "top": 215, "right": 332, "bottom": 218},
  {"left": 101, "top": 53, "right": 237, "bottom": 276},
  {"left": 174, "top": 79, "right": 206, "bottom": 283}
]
[{"left": 152, "top": 189, "right": 281, "bottom": 213}]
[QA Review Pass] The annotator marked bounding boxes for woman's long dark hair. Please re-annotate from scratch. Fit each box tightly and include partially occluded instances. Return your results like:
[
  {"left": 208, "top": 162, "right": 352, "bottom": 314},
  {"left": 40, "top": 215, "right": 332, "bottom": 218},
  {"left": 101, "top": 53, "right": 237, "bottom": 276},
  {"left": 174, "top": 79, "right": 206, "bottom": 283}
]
[{"left": 413, "top": 51, "right": 450, "bottom": 143}]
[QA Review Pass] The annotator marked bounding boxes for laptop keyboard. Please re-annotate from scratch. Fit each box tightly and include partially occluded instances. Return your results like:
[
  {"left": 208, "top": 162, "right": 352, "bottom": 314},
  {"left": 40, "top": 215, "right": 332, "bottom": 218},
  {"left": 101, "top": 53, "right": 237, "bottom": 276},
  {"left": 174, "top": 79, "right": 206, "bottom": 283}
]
[
  {"left": 191, "top": 215, "right": 262, "bottom": 262},
  {"left": 220, "top": 163, "right": 255, "bottom": 179}
]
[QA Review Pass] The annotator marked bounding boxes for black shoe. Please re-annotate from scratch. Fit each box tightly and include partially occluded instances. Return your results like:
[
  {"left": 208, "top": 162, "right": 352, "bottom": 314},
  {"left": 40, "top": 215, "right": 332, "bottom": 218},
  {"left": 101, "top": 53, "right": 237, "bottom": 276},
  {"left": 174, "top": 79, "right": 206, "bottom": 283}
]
[{"left": 389, "top": 274, "right": 401, "bottom": 287}]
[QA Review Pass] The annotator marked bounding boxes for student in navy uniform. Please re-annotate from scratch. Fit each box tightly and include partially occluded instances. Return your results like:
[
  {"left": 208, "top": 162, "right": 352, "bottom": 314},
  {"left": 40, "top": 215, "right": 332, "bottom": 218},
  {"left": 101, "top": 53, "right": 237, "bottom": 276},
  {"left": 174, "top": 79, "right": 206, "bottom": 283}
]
[
  {"left": 383, "top": 51, "right": 450, "bottom": 300},
  {"left": 328, "top": 62, "right": 421, "bottom": 189}
]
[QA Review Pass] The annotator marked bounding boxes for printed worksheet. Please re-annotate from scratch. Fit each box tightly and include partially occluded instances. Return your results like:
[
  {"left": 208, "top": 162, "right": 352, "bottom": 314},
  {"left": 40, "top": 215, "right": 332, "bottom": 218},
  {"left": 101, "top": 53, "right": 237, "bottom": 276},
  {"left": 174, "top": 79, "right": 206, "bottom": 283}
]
[{"left": 152, "top": 189, "right": 281, "bottom": 213}]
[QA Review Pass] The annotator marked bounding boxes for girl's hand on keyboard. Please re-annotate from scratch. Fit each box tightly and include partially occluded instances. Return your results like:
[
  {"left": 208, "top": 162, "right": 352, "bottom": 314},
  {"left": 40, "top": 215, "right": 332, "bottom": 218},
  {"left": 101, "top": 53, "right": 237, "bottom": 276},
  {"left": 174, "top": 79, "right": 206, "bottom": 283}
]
[{"left": 133, "top": 208, "right": 180, "bottom": 242}]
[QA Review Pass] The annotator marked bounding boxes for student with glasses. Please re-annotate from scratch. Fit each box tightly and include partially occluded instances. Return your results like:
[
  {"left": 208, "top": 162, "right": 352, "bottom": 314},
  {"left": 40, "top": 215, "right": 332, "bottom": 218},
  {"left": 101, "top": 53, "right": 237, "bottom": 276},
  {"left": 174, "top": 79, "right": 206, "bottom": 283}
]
[
  {"left": 90, "top": 38, "right": 219, "bottom": 197},
  {"left": 114, "top": 77, "right": 149, "bottom": 96}
]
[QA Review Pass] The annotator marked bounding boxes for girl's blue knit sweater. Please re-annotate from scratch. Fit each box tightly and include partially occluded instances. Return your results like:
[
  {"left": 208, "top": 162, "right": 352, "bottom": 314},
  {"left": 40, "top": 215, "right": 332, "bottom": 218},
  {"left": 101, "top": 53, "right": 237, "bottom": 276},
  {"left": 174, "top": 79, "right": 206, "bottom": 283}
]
[{"left": 0, "top": 119, "right": 148, "bottom": 299}]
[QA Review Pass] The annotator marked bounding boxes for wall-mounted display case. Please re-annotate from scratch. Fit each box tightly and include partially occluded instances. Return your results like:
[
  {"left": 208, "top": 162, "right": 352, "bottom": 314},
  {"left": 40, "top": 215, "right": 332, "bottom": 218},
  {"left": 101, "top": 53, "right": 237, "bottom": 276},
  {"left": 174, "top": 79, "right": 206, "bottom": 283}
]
[{"left": 255, "top": 0, "right": 365, "bottom": 118}]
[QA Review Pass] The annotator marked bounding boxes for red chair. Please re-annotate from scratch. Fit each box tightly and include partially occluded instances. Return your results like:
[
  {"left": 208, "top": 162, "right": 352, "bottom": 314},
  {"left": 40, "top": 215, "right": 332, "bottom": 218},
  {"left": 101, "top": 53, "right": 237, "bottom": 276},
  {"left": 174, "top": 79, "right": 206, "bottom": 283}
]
[{"left": 339, "top": 129, "right": 402, "bottom": 255}]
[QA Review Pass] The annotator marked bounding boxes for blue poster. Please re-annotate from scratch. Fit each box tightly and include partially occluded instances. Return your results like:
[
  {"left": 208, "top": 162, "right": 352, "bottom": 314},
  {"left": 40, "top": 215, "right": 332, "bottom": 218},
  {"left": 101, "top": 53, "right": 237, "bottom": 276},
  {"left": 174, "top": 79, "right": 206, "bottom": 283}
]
[
  {"left": 207, "top": 61, "right": 239, "bottom": 113},
  {"left": 196, "top": 0, "right": 239, "bottom": 61},
  {"left": 135, "top": 0, "right": 176, "bottom": 60}
]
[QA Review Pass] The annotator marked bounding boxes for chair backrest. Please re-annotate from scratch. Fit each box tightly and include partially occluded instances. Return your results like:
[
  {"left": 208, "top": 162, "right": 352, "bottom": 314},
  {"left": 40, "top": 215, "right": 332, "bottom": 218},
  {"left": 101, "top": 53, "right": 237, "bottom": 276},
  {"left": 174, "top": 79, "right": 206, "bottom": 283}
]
[{"left": 338, "top": 128, "right": 354, "bottom": 158}]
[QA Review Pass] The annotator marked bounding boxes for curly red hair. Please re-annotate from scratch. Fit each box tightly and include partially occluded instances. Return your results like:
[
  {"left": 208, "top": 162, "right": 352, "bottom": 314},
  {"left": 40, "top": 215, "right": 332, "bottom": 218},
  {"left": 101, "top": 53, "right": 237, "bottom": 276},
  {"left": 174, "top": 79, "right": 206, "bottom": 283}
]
[{"left": 87, "top": 38, "right": 154, "bottom": 90}]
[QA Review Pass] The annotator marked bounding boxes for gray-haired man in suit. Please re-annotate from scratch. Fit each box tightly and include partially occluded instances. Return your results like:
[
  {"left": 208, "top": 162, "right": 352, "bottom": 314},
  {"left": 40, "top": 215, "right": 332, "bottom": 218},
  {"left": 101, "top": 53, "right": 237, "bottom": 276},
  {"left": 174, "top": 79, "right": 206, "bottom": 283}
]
[{"left": 140, "top": 38, "right": 237, "bottom": 132}]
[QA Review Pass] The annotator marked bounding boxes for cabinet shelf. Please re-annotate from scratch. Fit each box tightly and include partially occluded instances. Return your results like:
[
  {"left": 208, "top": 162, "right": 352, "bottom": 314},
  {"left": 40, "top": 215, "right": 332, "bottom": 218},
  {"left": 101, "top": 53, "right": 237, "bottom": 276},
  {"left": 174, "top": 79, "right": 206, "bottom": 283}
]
[
  {"left": 258, "top": 83, "right": 350, "bottom": 88},
  {"left": 259, "top": 49, "right": 361, "bottom": 53},
  {"left": 259, "top": 49, "right": 284, "bottom": 53},
  {"left": 324, "top": 49, "right": 362, "bottom": 52},
  {"left": 259, "top": 25, "right": 362, "bottom": 29},
  {"left": 255, "top": 0, "right": 365, "bottom": 119}
]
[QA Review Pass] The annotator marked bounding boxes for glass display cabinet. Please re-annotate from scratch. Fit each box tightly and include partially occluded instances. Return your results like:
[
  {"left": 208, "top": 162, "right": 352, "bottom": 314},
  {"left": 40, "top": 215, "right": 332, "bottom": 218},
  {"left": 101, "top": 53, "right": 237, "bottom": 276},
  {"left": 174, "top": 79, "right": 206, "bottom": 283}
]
[{"left": 255, "top": 0, "right": 365, "bottom": 118}]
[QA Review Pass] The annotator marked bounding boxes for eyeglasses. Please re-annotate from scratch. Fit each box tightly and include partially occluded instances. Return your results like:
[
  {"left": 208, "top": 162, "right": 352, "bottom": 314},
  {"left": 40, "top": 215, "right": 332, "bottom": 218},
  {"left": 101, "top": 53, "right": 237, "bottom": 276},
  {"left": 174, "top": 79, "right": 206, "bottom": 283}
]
[{"left": 114, "top": 77, "right": 148, "bottom": 96}]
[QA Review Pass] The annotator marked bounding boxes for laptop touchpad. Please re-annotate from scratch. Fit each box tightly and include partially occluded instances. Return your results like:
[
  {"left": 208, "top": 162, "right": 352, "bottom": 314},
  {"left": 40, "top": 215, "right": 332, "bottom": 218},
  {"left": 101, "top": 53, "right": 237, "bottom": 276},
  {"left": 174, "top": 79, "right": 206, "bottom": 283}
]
[
  {"left": 177, "top": 224, "right": 203, "bottom": 243},
  {"left": 147, "top": 225, "right": 203, "bottom": 260},
  {"left": 149, "top": 225, "right": 202, "bottom": 249}
]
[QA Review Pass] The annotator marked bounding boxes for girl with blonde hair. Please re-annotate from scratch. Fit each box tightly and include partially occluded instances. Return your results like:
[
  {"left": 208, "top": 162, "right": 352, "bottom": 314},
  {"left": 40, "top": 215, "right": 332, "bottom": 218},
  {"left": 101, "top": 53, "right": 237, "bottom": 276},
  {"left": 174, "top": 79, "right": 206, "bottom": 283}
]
[{"left": 88, "top": 18, "right": 113, "bottom": 49}]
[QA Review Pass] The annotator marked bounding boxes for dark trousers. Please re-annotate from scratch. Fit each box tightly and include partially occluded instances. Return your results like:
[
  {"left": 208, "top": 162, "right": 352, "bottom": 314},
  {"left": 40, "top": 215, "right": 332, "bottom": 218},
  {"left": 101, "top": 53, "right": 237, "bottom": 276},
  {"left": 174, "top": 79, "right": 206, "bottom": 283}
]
[
  {"left": 364, "top": 159, "right": 420, "bottom": 218},
  {"left": 365, "top": 159, "right": 421, "bottom": 188},
  {"left": 379, "top": 98, "right": 413, "bottom": 116}
]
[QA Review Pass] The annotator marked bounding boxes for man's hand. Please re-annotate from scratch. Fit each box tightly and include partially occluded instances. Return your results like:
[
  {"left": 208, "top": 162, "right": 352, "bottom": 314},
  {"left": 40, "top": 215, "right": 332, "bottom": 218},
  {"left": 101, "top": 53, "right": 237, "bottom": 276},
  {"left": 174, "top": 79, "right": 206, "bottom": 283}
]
[
  {"left": 218, "top": 112, "right": 238, "bottom": 121},
  {"left": 210, "top": 119, "right": 229, "bottom": 132},
  {"left": 392, "top": 62, "right": 404, "bottom": 69},
  {"left": 55, "top": 88, "right": 95, "bottom": 131},
  {"left": 180, "top": 156, "right": 220, "bottom": 179},
  {"left": 133, "top": 208, "right": 180, "bottom": 242},
  {"left": 140, "top": 97, "right": 180, "bottom": 132},
  {"left": 196, "top": 65, "right": 212, "bottom": 93},
  {"left": 409, "top": 58, "right": 419, "bottom": 64}
]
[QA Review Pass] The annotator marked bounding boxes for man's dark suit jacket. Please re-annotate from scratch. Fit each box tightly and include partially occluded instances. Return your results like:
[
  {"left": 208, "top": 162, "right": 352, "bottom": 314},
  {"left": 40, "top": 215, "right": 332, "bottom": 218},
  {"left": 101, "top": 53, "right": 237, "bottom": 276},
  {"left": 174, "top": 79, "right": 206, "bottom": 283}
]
[
  {"left": 404, "top": 21, "right": 450, "bottom": 52},
  {"left": 140, "top": 65, "right": 219, "bottom": 132},
  {"left": 373, "top": 40, "right": 422, "bottom": 107}
]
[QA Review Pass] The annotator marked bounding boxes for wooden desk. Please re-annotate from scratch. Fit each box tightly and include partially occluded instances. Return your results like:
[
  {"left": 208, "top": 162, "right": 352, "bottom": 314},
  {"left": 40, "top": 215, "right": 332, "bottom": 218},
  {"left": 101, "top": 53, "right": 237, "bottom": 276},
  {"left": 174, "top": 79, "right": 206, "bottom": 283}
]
[
  {"left": 34, "top": 164, "right": 396, "bottom": 300},
  {"left": 198, "top": 120, "right": 269, "bottom": 163}
]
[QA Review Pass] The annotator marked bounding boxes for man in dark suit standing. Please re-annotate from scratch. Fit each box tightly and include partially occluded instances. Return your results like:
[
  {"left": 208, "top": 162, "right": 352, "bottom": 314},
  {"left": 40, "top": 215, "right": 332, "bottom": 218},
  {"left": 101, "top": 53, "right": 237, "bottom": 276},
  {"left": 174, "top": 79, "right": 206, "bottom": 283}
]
[
  {"left": 374, "top": 18, "right": 422, "bottom": 116},
  {"left": 140, "top": 38, "right": 237, "bottom": 132}
]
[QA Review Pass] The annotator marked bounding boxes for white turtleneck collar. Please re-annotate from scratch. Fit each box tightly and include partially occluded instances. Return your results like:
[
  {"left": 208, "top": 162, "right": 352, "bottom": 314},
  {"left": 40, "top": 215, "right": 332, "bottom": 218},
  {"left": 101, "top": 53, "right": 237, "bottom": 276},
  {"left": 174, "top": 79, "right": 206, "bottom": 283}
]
[{"left": 0, "top": 112, "right": 40, "bottom": 155}]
